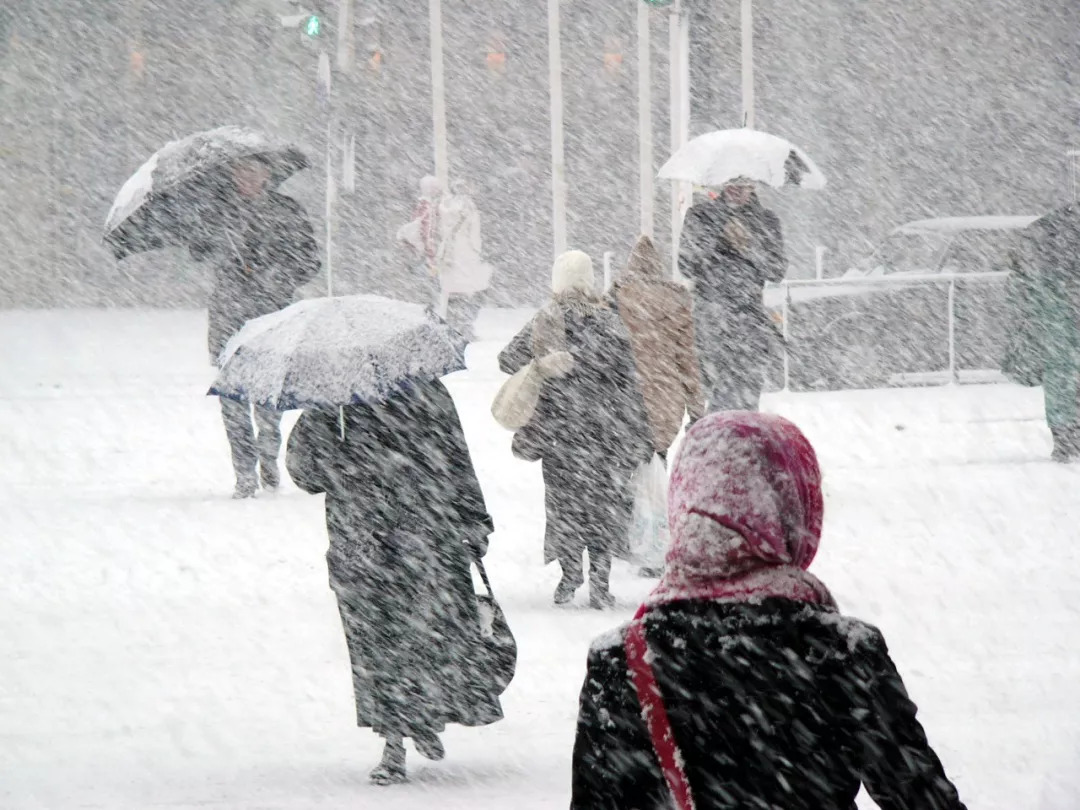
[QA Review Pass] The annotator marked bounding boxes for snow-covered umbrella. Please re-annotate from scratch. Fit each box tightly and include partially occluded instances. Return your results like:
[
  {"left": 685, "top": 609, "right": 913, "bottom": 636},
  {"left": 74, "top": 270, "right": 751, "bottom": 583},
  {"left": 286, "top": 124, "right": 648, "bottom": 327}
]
[
  {"left": 659, "top": 128, "right": 826, "bottom": 190},
  {"left": 208, "top": 295, "right": 467, "bottom": 413},
  {"left": 103, "top": 125, "right": 309, "bottom": 261}
]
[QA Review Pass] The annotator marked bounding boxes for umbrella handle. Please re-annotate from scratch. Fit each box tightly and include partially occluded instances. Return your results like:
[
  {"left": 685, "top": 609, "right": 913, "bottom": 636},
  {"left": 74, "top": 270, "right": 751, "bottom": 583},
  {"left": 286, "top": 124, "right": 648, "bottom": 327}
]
[{"left": 338, "top": 406, "right": 345, "bottom": 440}]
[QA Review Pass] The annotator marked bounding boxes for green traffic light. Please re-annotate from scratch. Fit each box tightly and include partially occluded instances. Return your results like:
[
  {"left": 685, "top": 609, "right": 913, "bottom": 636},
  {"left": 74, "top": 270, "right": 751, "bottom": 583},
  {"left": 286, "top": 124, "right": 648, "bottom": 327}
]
[
  {"left": 304, "top": 15, "right": 321, "bottom": 37},
  {"left": 643, "top": 0, "right": 674, "bottom": 6}
]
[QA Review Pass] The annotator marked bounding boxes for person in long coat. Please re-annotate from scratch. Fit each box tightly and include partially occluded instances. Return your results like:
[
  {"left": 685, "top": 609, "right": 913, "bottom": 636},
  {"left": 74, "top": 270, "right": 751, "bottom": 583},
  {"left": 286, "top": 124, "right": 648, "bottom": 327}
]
[
  {"left": 499, "top": 250, "right": 652, "bottom": 609},
  {"left": 611, "top": 235, "right": 705, "bottom": 455},
  {"left": 435, "top": 180, "right": 495, "bottom": 341},
  {"left": 286, "top": 379, "right": 502, "bottom": 785},
  {"left": 1002, "top": 204, "right": 1080, "bottom": 461},
  {"left": 192, "top": 156, "right": 320, "bottom": 497},
  {"left": 571, "top": 411, "right": 968, "bottom": 810},
  {"left": 678, "top": 179, "right": 785, "bottom": 412}
]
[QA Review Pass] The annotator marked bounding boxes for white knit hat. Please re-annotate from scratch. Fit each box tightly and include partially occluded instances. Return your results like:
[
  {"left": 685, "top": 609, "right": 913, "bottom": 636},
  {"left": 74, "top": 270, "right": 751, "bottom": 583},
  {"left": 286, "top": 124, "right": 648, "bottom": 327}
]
[{"left": 551, "top": 250, "right": 595, "bottom": 295}]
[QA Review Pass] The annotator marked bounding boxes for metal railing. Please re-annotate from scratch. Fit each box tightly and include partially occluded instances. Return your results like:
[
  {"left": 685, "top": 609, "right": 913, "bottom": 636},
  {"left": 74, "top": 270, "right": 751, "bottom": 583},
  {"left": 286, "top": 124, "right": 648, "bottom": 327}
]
[{"left": 772, "top": 270, "right": 1010, "bottom": 391}]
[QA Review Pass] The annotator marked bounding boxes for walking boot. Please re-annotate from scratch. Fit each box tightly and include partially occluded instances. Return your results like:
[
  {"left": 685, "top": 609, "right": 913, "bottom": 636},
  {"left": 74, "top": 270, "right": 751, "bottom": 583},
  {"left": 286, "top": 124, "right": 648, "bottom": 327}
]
[
  {"left": 412, "top": 729, "right": 445, "bottom": 761},
  {"left": 1051, "top": 425, "right": 1076, "bottom": 463},
  {"left": 232, "top": 471, "right": 258, "bottom": 499},
  {"left": 259, "top": 458, "right": 280, "bottom": 490},
  {"left": 553, "top": 575, "right": 579, "bottom": 605},
  {"left": 370, "top": 737, "right": 407, "bottom": 785}
]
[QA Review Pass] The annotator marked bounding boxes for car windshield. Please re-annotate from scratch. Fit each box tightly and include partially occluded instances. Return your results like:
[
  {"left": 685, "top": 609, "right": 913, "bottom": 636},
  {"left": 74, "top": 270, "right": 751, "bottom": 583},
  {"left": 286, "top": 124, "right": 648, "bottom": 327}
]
[{"left": 866, "top": 232, "right": 950, "bottom": 275}]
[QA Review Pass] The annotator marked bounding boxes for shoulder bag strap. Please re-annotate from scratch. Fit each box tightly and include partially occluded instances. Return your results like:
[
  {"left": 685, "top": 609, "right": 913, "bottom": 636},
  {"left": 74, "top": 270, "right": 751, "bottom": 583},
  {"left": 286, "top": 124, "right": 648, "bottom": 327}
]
[{"left": 625, "top": 605, "right": 697, "bottom": 810}]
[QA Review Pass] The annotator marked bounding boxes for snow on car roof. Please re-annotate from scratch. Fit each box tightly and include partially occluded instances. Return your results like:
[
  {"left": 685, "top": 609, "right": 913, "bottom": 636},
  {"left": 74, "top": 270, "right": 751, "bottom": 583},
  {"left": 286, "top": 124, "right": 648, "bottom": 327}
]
[{"left": 894, "top": 215, "right": 1039, "bottom": 234}]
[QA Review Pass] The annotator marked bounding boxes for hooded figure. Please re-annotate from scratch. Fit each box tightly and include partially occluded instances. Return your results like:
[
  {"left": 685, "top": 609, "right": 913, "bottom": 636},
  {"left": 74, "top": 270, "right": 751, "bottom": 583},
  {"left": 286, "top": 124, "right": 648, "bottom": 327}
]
[
  {"left": 571, "top": 412, "right": 968, "bottom": 810},
  {"left": 286, "top": 379, "right": 502, "bottom": 785},
  {"left": 499, "top": 251, "right": 653, "bottom": 608},
  {"left": 678, "top": 179, "right": 785, "bottom": 412},
  {"left": 611, "top": 235, "right": 705, "bottom": 454},
  {"left": 1002, "top": 204, "right": 1080, "bottom": 461}
]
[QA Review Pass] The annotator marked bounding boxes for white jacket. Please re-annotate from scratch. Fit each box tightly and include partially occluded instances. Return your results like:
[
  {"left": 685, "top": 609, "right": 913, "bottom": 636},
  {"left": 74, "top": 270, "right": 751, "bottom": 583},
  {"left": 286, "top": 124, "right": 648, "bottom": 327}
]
[{"left": 435, "top": 193, "right": 494, "bottom": 295}]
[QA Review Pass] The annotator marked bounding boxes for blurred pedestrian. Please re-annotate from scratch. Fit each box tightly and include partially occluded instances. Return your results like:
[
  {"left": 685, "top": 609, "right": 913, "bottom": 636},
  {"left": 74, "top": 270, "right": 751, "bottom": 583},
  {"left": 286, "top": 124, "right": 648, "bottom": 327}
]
[
  {"left": 679, "top": 178, "right": 785, "bottom": 411},
  {"left": 286, "top": 379, "right": 502, "bottom": 785},
  {"left": 435, "top": 180, "right": 495, "bottom": 341},
  {"left": 499, "top": 250, "right": 652, "bottom": 608},
  {"left": 191, "top": 156, "right": 320, "bottom": 498},
  {"left": 571, "top": 411, "right": 967, "bottom": 810},
  {"left": 1002, "top": 204, "right": 1080, "bottom": 462},
  {"left": 611, "top": 235, "right": 705, "bottom": 576},
  {"left": 396, "top": 175, "right": 443, "bottom": 305}
]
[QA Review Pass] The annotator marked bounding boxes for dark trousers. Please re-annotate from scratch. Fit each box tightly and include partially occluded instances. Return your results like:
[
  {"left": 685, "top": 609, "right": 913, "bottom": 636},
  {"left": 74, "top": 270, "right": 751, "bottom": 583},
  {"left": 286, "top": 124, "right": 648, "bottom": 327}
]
[
  {"left": 559, "top": 549, "right": 613, "bottom": 595},
  {"left": 219, "top": 398, "right": 281, "bottom": 479}
]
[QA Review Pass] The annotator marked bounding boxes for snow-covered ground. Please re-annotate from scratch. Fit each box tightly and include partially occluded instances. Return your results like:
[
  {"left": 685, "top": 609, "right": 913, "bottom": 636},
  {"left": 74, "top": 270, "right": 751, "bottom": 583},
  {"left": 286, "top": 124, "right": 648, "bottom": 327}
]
[{"left": 2, "top": 308, "right": 1078, "bottom": 809}]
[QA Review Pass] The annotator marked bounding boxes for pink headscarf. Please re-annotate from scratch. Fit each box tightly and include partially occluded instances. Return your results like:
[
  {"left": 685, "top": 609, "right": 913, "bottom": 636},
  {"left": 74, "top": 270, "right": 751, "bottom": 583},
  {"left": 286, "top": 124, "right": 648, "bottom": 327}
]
[{"left": 647, "top": 411, "right": 835, "bottom": 608}]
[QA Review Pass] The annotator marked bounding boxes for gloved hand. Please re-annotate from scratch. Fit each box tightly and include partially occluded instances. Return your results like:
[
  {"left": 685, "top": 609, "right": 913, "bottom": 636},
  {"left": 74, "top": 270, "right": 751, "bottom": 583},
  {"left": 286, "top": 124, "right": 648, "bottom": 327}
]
[{"left": 465, "top": 530, "right": 490, "bottom": 561}]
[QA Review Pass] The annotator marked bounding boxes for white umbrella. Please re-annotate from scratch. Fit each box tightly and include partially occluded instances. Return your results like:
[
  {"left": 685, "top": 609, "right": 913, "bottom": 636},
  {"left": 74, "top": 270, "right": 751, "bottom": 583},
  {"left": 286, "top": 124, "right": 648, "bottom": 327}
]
[
  {"left": 208, "top": 295, "right": 466, "bottom": 412},
  {"left": 659, "top": 128, "right": 826, "bottom": 190}
]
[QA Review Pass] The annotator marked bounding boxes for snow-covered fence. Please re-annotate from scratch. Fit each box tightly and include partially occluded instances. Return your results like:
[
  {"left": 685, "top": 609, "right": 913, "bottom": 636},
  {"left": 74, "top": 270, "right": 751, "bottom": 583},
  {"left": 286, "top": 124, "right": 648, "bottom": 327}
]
[{"left": 774, "top": 270, "right": 1010, "bottom": 391}]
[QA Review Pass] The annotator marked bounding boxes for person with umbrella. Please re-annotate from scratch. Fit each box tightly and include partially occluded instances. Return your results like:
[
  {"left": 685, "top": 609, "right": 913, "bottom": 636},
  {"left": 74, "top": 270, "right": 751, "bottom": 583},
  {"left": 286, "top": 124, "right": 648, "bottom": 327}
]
[
  {"left": 104, "top": 126, "right": 320, "bottom": 498},
  {"left": 678, "top": 176, "right": 785, "bottom": 412},
  {"left": 192, "top": 157, "right": 320, "bottom": 497},
  {"left": 211, "top": 295, "right": 508, "bottom": 785}
]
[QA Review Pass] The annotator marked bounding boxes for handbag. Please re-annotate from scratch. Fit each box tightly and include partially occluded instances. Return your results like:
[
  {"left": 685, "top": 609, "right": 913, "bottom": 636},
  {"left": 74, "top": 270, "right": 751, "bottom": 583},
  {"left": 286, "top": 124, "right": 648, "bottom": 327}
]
[
  {"left": 473, "top": 558, "right": 517, "bottom": 696},
  {"left": 628, "top": 454, "right": 670, "bottom": 568},
  {"left": 491, "top": 351, "right": 574, "bottom": 431}
]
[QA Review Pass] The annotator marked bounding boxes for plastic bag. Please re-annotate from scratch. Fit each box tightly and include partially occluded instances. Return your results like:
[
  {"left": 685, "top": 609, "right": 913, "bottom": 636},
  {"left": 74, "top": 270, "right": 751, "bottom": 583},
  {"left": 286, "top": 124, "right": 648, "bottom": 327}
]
[{"left": 629, "top": 454, "right": 670, "bottom": 568}]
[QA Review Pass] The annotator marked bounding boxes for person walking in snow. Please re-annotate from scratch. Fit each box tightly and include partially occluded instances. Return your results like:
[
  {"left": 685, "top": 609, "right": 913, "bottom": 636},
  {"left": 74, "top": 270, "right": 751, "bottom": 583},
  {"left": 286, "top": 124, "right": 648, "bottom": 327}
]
[
  {"left": 499, "top": 250, "right": 652, "bottom": 609},
  {"left": 570, "top": 411, "right": 968, "bottom": 810},
  {"left": 434, "top": 180, "right": 495, "bottom": 341},
  {"left": 1002, "top": 203, "right": 1080, "bottom": 462},
  {"left": 397, "top": 175, "right": 444, "bottom": 306},
  {"left": 192, "top": 156, "right": 320, "bottom": 498},
  {"left": 286, "top": 379, "right": 502, "bottom": 785},
  {"left": 678, "top": 178, "right": 786, "bottom": 412},
  {"left": 610, "top": 235, "right": 705, "bottom": 576}
]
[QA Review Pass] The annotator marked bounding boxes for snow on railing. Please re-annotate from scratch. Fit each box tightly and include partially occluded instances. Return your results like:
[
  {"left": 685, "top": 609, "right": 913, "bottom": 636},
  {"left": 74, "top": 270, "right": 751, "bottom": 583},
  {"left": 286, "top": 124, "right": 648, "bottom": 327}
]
[{"left": 772, "top": 271, "right": 1010, "bottom": 391}]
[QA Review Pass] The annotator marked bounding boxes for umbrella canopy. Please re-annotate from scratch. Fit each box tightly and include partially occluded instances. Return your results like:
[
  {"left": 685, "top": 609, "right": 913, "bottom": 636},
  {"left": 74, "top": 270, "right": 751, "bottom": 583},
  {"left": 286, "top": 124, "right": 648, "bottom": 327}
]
[
  {"left": 208, "top": 295, "right": 468, "bottom": 411},
  {"left": 659, "top": 129, "right": 826, "bottom": 190},
  {"left": 104, "top": 126, "right": 309, "bottom": 261}
]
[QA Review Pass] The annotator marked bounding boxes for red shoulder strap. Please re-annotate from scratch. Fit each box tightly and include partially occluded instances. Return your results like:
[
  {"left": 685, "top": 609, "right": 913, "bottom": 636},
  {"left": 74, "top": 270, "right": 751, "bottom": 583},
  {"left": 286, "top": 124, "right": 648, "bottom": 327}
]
[{"left": 625, "top": 606, "right": 696, "bottom": 810}]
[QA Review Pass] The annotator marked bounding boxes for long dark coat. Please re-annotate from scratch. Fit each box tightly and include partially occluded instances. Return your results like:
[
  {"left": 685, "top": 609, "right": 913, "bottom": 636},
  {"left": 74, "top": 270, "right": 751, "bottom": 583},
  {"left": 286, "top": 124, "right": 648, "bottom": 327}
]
[
  {"left": 1002, "top": 205, "right": 1080, "bottom": 427},
  {"left": 679, "top": 194, "right": 785, "bottom": 408},
  {"left": 192, "top": 189, "right": 320, "bottom": 363},
  {"left": 286, "top": 380, "right": 502, "bottom": 736},
  {"left": 499, "top": 299, "right": 652, "bottom": 564},
  {"left": 572, "top": 598, "right": 967, "bottom": 810}
]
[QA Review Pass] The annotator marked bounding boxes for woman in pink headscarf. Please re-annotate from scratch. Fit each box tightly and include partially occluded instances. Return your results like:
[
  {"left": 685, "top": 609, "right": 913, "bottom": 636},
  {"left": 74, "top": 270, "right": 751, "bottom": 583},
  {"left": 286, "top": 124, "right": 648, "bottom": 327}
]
[{"left": 571, "top": 412, "right": 967, "bottom": 810}]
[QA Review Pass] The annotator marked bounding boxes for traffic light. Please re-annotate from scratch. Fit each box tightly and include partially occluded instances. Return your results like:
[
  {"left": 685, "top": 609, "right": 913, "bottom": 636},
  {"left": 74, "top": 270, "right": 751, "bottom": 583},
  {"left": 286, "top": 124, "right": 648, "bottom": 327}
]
[
  {"left": 642, "top": 0, "right": 674, "bottom": 6},
  {"left": 304, "top": 14, "right": 321, "bottom": 37}
]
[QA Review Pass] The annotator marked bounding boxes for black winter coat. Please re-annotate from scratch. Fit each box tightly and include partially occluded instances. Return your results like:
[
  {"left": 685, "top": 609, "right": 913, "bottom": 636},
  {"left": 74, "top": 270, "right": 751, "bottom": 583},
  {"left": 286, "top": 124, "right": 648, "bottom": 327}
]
[
  {"left": 678, "top": 195, "right": 785, "bottom": 314},
  {"left": 194, "top": 190, "right": 320, "bottom": 362},
  {"left": 499, "top": 301, "right": 653, "bottom": 563},
  {"left": 286, "top": 380, "right": 502, "bottom": 734},
  {"left": 572, "top": 599, "right": 967, "bottom": 810}
]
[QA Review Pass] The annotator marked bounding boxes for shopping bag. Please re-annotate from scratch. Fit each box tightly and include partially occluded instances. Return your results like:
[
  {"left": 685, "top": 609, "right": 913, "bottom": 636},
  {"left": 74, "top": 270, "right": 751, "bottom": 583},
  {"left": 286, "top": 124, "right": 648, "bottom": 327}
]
[{"left": 628, "top": 454, "right": 670, "bottom": 568}]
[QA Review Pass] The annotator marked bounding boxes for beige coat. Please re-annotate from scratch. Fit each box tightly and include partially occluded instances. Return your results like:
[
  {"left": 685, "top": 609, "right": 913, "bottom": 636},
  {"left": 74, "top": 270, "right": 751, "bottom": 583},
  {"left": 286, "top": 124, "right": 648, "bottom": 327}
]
[{"left": 612, "top": 236, "right": 705, "bottom": 452}]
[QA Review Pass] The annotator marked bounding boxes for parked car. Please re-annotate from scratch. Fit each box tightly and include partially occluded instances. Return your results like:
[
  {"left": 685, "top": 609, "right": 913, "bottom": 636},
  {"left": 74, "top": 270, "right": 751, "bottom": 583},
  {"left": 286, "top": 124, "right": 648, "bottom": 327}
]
[{"left": 763, "top": 215, "right": 1040, "bottom": 390}]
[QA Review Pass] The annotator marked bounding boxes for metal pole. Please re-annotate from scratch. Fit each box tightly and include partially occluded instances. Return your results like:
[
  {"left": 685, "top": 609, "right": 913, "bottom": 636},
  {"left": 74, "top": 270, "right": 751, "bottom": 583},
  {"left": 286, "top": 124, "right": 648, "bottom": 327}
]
[
  {"left": 430, "top": 0, "right": 449, "bottom": 190},
  {"left": 637, "top": 1, "right": 654, "bottom": 238},
  {"left": 326, "top": 117, "right": 334, "bottom": 296},
  {"left": 947, "top": 279, "right": 957, "bottom": 383},
  {"left": 548, "top": 0, "right": 568, "bottom": 257},
  {"left": 668, "top": 1, "right": 682, "bottom": 277},
  {"left": 603, "top": 250, "right": 614, "bottom": 291},
  {"left": 741, "top": 0, "right": 754, "bottom": 128},
  {"left": 782, "top": 283, "right": 791, "bottom": 391}
]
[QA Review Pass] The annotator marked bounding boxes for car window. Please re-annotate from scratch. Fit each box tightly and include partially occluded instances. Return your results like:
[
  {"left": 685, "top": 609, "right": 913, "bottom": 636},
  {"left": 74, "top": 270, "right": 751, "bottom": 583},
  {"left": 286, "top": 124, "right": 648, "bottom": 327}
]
[
  {"left": 871, "top": 232, "right": 950, "bottom": 275},
  {"left": 939, "top": 230, "right": 1020, "bottom": 274}
]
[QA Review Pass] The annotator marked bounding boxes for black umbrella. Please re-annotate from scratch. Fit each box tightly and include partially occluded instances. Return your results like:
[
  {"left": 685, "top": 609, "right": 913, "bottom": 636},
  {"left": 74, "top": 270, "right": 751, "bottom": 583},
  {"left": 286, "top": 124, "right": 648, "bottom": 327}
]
[{"left": 103, "top": 126, "right": 309, "bottom": 261}]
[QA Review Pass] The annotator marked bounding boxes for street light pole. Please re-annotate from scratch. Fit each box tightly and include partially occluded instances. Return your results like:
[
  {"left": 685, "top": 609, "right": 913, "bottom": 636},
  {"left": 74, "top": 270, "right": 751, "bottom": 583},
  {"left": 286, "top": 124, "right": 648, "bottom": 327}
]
[
  {"left": 741, "top": 0, "right": 755, "bottom": 128},
  {"left": 429, "top": 0, "right": 449, "bottom": 190},
  {"left": 548, "top": 0, "right": 568, "bottom": 258},
  {"left": 668, "top": 0, "right": 690, "bottom": 277},
  {"left": 637, "top": 2, "right": 654, "bottom": 238}
]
